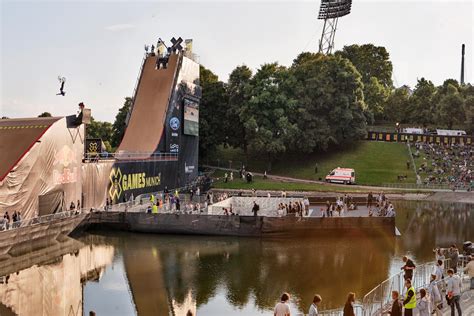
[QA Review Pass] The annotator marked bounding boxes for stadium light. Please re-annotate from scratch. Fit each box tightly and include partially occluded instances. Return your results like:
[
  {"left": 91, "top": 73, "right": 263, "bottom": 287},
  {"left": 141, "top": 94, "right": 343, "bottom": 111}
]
[{"left": 317, "top": 0, "right": 352, "bottom": 54}]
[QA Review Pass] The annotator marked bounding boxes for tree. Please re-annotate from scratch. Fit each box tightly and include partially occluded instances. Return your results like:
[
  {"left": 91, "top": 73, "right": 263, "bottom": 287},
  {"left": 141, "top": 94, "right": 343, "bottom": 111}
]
[
  {"left": 291, "top": 53, "right": 367, "bottom": 152},
  {"left": 226, "top": 65, "right": 253, "bottom": 152},
  {"left": 111, "top": 97, "right": 132, "bottom": 149},
  {"left": 199, "top": 66, "right": 229, "bottom": 157},
  {"left": 336, "top": 44, "right": 393, "bottom": 121},
  {"left": 437, "top": 84, "right": 465, "bottom": 129},
  {"left": 239, "top": 63, "right": 299, "bottom": 169},
  {"left": 38, "top": 112, "right": 52, "bottom": 117},
  {"left": 364, "top": 77, "right": 389, "bottom": 122},
  {"left": 86, "top": 117, "right": 113, "bottom": 141},
  {"left": 464, "top": 96, "right": 474, "bottom": 133},
  {"left": 335, "top": 44, "right": 393, "bottom": 89},
  {"left": 384, "top": 87, "right": 411, "bottom": 123},
  {"left": 406, "top": 78, "right": 436, "bottom": 125}
]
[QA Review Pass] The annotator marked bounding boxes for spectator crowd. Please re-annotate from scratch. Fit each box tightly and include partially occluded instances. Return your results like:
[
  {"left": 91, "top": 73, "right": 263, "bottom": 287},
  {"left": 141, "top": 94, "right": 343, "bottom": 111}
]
[{"left": 414, "top": 142, "right": 473, "bottom": 190}]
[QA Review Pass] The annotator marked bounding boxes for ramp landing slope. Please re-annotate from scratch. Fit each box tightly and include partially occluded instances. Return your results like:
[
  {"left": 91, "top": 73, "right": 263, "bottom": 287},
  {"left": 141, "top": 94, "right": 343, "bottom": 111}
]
[
  {"left": 117, "top": 53, "right": 179, "bottom": 159},
  {"left": 0, "top": 117, "right": 61, "bottom": 181}
]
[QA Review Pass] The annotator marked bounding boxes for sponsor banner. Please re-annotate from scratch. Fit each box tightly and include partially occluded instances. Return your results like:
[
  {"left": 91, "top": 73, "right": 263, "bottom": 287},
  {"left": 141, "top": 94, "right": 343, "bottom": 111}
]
[
  {"left": 185, "top": 164, "right": 195, "bottom": 174},
  {"left": 85, "top": 138, "right": 102, "bottom": 156},
  {"left": 53, "top": 145, "right": 79, "bottom": 185},
  {"left": 170, "top": 117, "right": 180, "bottom": 131},
  {"left": 108, "top": 162, "right": 167, "bottom": 202},
  {"left": 366, "top": 131, "right": 473, "bottom": 144},
  {"left": 170, "top": 144, "right": 179, "bottom": 153},
  {"left": 183, "top": 98, "right": 199, "bottom": 136}
]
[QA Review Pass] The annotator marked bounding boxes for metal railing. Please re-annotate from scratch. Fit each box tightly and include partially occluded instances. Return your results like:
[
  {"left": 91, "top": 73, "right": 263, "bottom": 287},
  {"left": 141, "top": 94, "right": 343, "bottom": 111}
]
[
  {"left": 361, "top": 258, "right": 469, "bottom": 316},
  {"left": 125, "top": 52, "right": 148, "bottom": 126},
  {"left": 316, "top": 258, "right": 471, "bottom": 316},
  {"left": 84, "top": 151, "right": 178, "bottom": 161},
  {"left": 0, "top": 210, "right": 85, "bottom": 232},
  {"left": 318, "top": 304, "right": 363, "bottom": 316},
  {"left": 380, "top": 182, "right": 471, "bottom": 191}
]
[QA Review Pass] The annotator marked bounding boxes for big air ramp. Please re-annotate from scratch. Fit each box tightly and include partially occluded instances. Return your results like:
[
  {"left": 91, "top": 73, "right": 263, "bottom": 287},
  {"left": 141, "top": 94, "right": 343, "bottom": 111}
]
[{"left": 116, "top": 53, "right": 179, "bottom": 159}]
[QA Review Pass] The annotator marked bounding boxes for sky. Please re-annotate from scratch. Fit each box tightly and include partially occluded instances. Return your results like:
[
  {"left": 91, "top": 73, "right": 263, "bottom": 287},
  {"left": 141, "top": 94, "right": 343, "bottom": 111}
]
[{"left": 1, "top": 0, "right": 472, "bottom": 122}]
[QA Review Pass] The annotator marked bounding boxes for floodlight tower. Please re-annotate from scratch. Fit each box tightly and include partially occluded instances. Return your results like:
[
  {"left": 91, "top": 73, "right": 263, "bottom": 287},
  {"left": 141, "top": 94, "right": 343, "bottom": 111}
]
[{"left": 318, "top": 0, "right": 352, "bottom": 54}]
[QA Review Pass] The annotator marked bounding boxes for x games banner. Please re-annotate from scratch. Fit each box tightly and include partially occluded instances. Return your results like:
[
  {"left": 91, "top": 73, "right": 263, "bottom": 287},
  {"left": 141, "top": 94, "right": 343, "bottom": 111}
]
[{"left": 108, "top": 160, "right": 178, "bottom": 202}]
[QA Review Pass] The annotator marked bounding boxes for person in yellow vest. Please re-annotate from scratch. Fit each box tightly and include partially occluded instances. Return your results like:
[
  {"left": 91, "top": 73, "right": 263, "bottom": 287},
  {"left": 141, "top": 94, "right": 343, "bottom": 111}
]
[
  {"left": 152, "top": 203, "right": 158, "bottom": 214},
  {"left": 150, "top": 194, "right": 155, "bottom": 204},
  {"left": 403, "top": 279, "right": 416, "bottom": 316}
]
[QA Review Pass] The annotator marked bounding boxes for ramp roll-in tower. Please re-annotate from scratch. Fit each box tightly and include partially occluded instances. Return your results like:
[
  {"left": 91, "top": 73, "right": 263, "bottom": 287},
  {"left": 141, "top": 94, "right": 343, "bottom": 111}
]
[
  {"left": 97, "top": 37, "right": 201, "bottom": 203},
  {"left": 318, "top": 0, "right": 352, "bottom": 54}
]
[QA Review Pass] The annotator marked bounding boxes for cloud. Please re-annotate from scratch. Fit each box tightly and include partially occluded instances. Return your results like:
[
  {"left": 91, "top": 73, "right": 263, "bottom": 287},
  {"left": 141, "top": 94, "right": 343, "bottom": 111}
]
[{"left": 104, "top": 24, "right": 135, "bottom": 32}]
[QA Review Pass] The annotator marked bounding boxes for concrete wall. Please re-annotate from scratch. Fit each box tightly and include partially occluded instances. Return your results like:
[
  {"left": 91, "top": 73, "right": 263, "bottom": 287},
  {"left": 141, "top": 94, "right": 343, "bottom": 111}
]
[
  {"left": 86, "top": 212, "right": 395, "bottom": 237},
  {"left": 0, "top": 213, "right": 87, "bottom": 261}
]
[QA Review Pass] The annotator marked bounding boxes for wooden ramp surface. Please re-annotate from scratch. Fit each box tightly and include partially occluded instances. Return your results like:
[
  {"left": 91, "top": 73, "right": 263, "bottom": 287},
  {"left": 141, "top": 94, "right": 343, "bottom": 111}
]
[{"left": 116, "top": 54, "right": 179, "bottom": 158}]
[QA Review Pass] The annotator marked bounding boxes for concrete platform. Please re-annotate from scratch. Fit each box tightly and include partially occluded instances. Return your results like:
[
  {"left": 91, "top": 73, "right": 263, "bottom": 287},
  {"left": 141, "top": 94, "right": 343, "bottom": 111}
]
[{"left": 309, "top": 205, "right": 386, "bottom": 218}]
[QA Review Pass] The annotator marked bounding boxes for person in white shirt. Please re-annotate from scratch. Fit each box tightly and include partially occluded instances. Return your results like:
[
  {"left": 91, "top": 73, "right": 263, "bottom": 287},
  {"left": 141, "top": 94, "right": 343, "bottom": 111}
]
[
  {"left": 303, "top": 197, "right": 310, "bottom": 216},
  {"left": 308, "top": 294, "right": 321, "bottom": 316},
  {"left": 427, "top": 274, "right": 442, "bottom": 316},
  {"left": 433, "top": 259, "right": 444, "bottom": 281},
  {"left": 464, "top": 255, "right": 474, "bottom": 289},
  {"left": 417, "top": 288, "right": 431, "bottom": 316},
  {"left": 274, "top": 293, "right": 291, "bottom": 316},
  {"left": 446, "top": 269, "right": 462, "bottom": 316}
]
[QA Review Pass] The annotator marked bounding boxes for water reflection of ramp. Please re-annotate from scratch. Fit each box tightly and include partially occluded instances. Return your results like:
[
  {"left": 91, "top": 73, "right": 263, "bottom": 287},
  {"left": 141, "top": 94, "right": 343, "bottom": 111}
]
[
  {"left": 116, "top": 54, "right": 179, "bottom": 159},
  {"left": 119, "top": 234, "right": 240, "bottom": 315},
  {"left": 114, "top": 233, "right": 393, "bottom": 313},
  {"left": 0, "top": 241, "right": 114, "bottom": 316}
]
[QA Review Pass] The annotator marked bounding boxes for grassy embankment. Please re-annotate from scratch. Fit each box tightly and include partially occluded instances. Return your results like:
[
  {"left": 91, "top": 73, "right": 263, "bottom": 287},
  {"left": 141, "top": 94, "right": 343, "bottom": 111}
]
[{"left": 207, "top": 141, "right": 417, "bottom": 192}]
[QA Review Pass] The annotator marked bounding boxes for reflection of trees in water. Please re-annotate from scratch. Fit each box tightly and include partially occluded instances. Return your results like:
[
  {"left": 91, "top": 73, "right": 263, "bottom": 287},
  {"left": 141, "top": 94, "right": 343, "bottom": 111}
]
[
  {"left": 394, "top": 201, "right": 473, "bottom": 261},
  {"left": 119, "top": 235, "right": 395, "bottom": 312}
]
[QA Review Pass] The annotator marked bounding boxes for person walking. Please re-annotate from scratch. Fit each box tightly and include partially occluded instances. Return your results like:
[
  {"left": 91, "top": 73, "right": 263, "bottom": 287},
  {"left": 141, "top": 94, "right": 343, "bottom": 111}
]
[
  {"left": 417, "top": 288, "right": 431, "bottom": 316},
  {"left": 464, "top": 255, "right": 474, "bottom": 289},
  {"left": 343, "top": 292, "right": 355, "bottom": 316},
  {"left": 303, "top": 197, "right": 310, "bottom": 216},
  {"left": 434, "top": 259, "right": 444, "bottom": 281},
  {"left": 308, "top": 294, "right": 321, "bottom": 316},
  {"left": 252, "top": 201, "right": 260, "bottom": 217},
  {"left": 401, "top": 256, "right": 416, "bottom": 281},
  {"left": 446, "top": 268, "right": 462, "bottom": 316},
  {"left": 367, "top": 192, "right": 373, "bottom": 208},
  {"left": 325, "top": 201, "right": 331, "bottom": 217},
  {"left": 274, "top": 292, "right": 291, "bottom": 316},
  {"left": 402, "top": 279, "right": 416, "bottom": 316},
  {"left": 386, "top": 290, "right": 402, "bottom": 316},
  {"left": 448, "top": 245, "right": 459, "bottom": 273},
  {"left": 428, "top": 274, "right": 442, "bottom": 316}
]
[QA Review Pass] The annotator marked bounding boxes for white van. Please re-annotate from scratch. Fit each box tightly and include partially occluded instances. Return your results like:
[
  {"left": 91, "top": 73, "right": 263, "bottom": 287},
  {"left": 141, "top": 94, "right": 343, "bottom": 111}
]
[{"left": 325, "top": 167, "right": 355, "bottom": 184}]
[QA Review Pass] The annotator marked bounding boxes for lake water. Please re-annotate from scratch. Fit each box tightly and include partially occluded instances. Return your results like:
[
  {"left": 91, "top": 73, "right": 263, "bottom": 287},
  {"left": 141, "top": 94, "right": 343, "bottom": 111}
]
[{"left": 0, "top": 200, "right": 472, "bottom": 316}]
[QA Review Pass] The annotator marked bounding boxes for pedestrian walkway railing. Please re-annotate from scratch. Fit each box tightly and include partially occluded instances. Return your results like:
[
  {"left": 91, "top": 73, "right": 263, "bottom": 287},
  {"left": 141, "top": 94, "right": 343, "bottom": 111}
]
[
  {"left": 84, "top": 151, "right": 178, "bottom": 161},
  {"left": 361, "top": 258, "right": 468, "bottom": 316},
  {"left": 0, "top": 210, "right": 85, "bottom": 232},
  {"left": 317, "top": 304, "right": 363, "bottom": 316}
]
